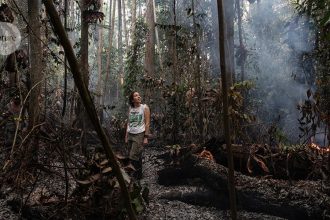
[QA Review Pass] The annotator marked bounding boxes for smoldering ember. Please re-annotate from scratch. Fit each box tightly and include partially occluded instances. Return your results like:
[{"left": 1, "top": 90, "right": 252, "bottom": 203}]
[{"left": 0, "top": 0, "right": 329, "bottom": 219}]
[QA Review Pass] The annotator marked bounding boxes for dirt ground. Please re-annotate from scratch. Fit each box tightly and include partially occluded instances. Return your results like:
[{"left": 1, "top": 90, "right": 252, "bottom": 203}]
[
  {"left": 0, "top": 144, "right": 327, "bottom": 219},
  {"left": 141, "top": 146, "right": 287, "bottom": 220}
]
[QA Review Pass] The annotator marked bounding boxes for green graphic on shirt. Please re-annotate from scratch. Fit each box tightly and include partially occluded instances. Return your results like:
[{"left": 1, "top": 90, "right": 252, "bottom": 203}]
[{"left": 129, "top": 113, "right": 143, "bottom": 127}]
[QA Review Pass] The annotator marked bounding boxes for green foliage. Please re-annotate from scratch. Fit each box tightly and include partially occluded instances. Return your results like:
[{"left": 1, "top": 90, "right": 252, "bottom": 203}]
[
  {"left": 295, "top": 0, "right": 330, "bottom": 43},
  {"left": 268, "top": 123, "right": 289, "bottom": 146},
  {"left": 123, "top": 18, "right": 147, "bottom": 98},
  {"left": 294, "top": 0, "right": 330, "bottom": 144},
  {"left": 129, "top": 183, "right": 146, "bottom": 214},
  {"left": 279, "top": 143, "right": 305, "bottom": 152},
  {"left": 297, "top": 87, "right": 329, "bottom": 143},
  {"left": 165, "top": 144, "right": 181, "bottom": 156},
  {"left": 161, "top": 83, "right": 190, "bottom": 143},
  {"left": 295, "top": 0, "right": 330, "bottom": 25},
  {"left": 229, "top": 81, "right": 256, "bottom": 141}
]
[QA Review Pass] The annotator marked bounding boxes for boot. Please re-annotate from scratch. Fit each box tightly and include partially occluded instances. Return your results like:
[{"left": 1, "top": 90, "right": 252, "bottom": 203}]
[{"left": 131, "top": 159, "right": 142, "bottom": 180}]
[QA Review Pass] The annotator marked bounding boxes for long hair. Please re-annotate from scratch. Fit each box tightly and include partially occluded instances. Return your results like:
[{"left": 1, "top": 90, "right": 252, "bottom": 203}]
[{"left": 129, "top": 91, "right": 137, "bottom": 107}]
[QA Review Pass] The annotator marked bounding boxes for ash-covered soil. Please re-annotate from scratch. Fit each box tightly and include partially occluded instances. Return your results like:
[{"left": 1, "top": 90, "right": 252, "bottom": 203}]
[
  {"left": 141, "top": 146, "right": 287, "bottom": 220},
  {"left": 1, "top": 143, "right": 313, "bottom": 219},
  {"left": 0, "top": 194, "right": 19, "bottom": 220}
]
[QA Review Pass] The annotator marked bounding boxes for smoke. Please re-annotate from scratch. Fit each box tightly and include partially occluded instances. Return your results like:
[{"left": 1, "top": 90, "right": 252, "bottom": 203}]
[
  {"left": 152, "top": 0, "right": 317, "bottom": 143},
  {"left": 243, "top": 0, "right": 315, "bottom": 143},
  {"left": 169, "top": 0, "right": 316, "bottom": 143}
]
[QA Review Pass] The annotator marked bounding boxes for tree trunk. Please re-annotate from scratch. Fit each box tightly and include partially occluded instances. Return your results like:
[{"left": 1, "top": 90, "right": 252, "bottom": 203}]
[
  {"left": 103, "top": 0, "right": 116, "bottom": 105},
  {"left": 223, "top": 0, "right": 234, "bottom": 84},
  {"left": 144, "top": 0, "right": 155, "bottom": 78},
  {"left": 42, "top": 1, "right": 137, "bottom": 219},
  {"left": 122, "top": 0, "right": 129, "bottom": 47},
  {"left": 62, "top": 0, "right": 68, "bottom": 117},
  {"left": 153, "top": 0, "right": 163, "bottom": 72},
  {"left": 80, "top": 0, "right": 90, "bottom": 153},
  {"left": 80, "top": 0, "right": 89, "bottom": 87},
  {"left": 131, "top": 0, "right": 137, "bottom": 39},
  {"left": 192, "top": 0, "right": 204, "bottom": 142},
  {"left": 117, "top": 0, "right": 123, "bottom": 101},
  {"left": 138, "top": 0, "right": 142, "bottom": 17},
  {"left": 97, "top": 0, "right": 104, "bottom": 122},
  {"left": 328, "top": 124, "right": 330, "bottom": 179},
  {"left": 28, "top": 0, "right": 43, "bottom": 130},
  {"left": 171, "top": 0, "right": 178, "bottom": 144},
  {"left": 144, "top": 0, "right": 156, "bottom": 103},
  {"left": 236, "top": 0, "right": 245, "bottom": 82},
  {"left": 218, "top": 0, "right": 237, "bottom": 218}
]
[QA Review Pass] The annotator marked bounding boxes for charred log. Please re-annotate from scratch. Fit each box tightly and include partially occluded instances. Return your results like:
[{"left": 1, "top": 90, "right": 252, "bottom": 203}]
[
  {"left": 163, "top": 154, "right": 330, "bottom": 219},
  {"left": 204, "top": 138, "right": 328, "bottom": 180},
  {"left": 158, "top": 167, "right": 191, "bottom": 186},
  {"left": 159, "top": 187, "right": 227, "bottom": 209}
]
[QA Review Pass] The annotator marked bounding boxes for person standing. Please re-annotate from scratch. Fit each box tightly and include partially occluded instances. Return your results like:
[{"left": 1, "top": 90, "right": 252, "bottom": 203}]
[{"left": 125, "top": 91, "right": 150, "bottom": 179}]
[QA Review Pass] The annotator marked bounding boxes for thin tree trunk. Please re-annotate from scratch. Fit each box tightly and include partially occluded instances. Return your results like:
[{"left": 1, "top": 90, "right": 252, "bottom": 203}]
[
  {"left": 80, "top": 0, "right": 89, "bottom": 86},
  {"left": 97, "top": 2, "right": 104, "bottom": 91},
  {"left": 171, "top": 0, "right": 177, "bottom": 84},
  {"left": 62, "top": 0, "right": 68, "bottom": 117},
  {"left": 97, "top": 0, "right": 104, "bottom": 122},
  {"left": 103, "top": 0, "right": 116, "bottom": 105},
  {"left": 328, "top": 124, "right": 330, "bottom": 179},
  {"left": 236, "top": 0, "right": 245, "bottom": 82},
  {"left": 28, "top": 0, "right": 42, "bottom": 130},
  {"left": 68, "top": 0, "right": 76, "bottom": 121},
  {"left": 80, "top": 0, "right": 89, "bottom": 154},
  {"left": 224, "top": 0, "right": 234, "bottom": 84},
  {"left": 218, "top": 0, "right": 237, "bottom": 219},
  {"left": 192, "top": 0, "right": 204, "bottom": 142},
  {"left": 131, "top": 0, "right": 137, "bottom": 39},
  {"left": 118, "top": 0, "right": 123, "bottom": 101},
  {"left": 69, "top": 87, "right": 77, "bottom": 125},
  {"left": 138, "top": 0, "right": 142, "bottom": 17},
  {"left": 235, "top": 0, "right": 246, "bottom": 132},
  {"left": 122, "top": 0, "right": 129, "bottom": 47},
  {"left": 171, "top": 0, "right": 178, "bottom": 144},
  {"left": 42, "top": 1, "right": 137, "bottom": 219},
  {"left": 153, "top": 0, "right": 163, "bottom": 72},
  {"left": 63, "top": 0, "right": 69, "bottom": 203}
]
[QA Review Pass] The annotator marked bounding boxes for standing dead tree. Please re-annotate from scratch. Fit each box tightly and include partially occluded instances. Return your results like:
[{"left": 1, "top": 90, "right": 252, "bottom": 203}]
[{"left": 218, "top": 0, "right": 237, "bottom": 218}]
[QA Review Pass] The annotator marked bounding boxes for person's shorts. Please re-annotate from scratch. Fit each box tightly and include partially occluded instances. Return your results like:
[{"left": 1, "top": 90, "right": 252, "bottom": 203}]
[{"left": 128, "top": 132, "right": 144, "bottom": 161}]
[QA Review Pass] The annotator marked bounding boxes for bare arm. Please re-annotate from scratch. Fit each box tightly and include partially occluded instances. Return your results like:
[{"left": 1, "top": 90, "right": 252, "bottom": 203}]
[
  {"left": 144, "top": 105, "right": 151, "bottom": 137},
  {"left": 125, "top": 123, "right": 128, "bottom": 143},
  {"left": 125, "top": 109, "right": 130, "bottom": 143}
]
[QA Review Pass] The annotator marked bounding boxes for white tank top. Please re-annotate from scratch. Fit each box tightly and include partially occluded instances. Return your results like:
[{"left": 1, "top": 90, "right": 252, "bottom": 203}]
[{"left": 127, "top": 104, "right": 146, "bottom": 134}]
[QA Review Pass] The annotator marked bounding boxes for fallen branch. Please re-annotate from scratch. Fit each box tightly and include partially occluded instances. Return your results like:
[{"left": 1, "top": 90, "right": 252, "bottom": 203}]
[{"left": 42, "top": 1, "right": 136, "bottom": 219}]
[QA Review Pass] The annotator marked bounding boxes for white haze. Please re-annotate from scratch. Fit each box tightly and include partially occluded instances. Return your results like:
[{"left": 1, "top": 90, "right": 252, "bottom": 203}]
[
  {"left": 160, "top": 0, "right": 316, "bottom": 143},
  {"left": 195, "top": 0, "right": 315, "bottom": 143},
  {"left": 238, "top": 0, "right": 315, "bottom": 143}
]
